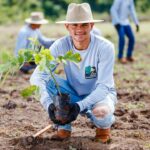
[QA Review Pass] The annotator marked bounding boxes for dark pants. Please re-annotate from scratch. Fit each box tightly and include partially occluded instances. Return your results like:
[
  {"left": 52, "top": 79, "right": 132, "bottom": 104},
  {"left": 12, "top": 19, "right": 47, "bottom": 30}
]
[
  {"left": 115, "top": 25, "right": 135, "bottom": 59},
  {"left": 20, "top": 62, "right": 36, "bottom": 74}
]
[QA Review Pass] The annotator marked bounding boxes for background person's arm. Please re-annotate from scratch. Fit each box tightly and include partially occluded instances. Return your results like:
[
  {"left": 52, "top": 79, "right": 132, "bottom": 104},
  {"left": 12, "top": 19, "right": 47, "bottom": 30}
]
[
  {"left": 110, "top": 0, "right": 121, "bottom": 25},
  {"left": 38, "top": 30, "right": 55, "bottom": 49},
  {"left": 129, "top": 0, "right": 139, "bottom": 32}
]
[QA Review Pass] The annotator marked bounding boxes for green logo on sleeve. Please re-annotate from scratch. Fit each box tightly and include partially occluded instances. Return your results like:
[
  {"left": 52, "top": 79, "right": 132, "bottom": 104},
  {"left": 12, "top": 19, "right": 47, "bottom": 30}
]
[{"left": 85, "top": 66, "right": 97, "bottom": 79}]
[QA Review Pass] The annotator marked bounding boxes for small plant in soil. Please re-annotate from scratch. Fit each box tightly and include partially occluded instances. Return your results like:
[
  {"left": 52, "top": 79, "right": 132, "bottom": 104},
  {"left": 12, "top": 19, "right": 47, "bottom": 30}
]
[{"left": 0, "top": 38, "right": 81, "bottom": 122}]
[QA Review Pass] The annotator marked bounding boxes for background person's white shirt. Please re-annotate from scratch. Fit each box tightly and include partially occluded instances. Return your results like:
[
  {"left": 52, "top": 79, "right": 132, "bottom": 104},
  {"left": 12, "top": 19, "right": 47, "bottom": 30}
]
[
  {"left": 15, "top": 24, "right": 54, "bottom": 56},
  {"left": 91, "top": 27, "right": 102, "bottom": 36},
  {"left": 110, "top": 0, "right": 139, "bottom": 25}
]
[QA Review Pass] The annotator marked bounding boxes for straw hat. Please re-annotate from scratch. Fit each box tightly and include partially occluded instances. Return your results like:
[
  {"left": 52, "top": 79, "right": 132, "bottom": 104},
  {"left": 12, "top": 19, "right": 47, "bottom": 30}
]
[
  {"left": 56, "top": 3, "right": 103, "bottom": 24},
  {"left": 25, "top": 12, "right": 48, "bottom": 24}
]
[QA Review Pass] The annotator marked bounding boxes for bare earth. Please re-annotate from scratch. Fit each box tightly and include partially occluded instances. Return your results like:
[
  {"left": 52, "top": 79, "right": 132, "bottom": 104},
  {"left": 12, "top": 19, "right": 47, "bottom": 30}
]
[{"left": 0, "top": 23, "right": 150, "bottom": 150}]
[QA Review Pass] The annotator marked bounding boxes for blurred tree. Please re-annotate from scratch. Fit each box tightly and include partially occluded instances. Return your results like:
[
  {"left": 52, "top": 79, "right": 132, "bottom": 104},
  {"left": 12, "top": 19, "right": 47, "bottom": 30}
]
[
  {"left": 41, "top": 0, "right": 63, "bottom": 20},
  {"left": 0, "top": 0, "right": 150, "bottom": 24},
  {"left": 136, "top": 0, "right": 150, "bottom": 12}
]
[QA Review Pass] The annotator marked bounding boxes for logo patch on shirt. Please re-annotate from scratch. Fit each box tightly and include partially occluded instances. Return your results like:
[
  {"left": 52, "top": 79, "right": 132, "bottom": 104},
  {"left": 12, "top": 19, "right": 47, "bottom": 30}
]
[{"left": 85, "top": 66, "right": 97, "bottom": 79}]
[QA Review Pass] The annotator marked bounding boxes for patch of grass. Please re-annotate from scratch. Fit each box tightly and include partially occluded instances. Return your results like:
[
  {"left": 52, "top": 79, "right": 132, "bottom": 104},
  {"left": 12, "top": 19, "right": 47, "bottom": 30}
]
[
  {"left": 124, "top": 102, "right": 145, "bottom": 110},
  {"left": 0, "top": 50, "right": 12, "bottom": 64},
  {"left": 144, "top": 143, "right": 150, "bottom": 149}
]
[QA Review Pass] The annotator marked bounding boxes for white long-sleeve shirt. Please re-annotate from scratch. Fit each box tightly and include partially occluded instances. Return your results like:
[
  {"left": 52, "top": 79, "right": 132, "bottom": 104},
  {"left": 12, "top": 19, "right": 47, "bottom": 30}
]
[
  {"left": 15, "top": 25, "right": 55, "bottom": 56},
  {"left": 30, "top": 34, "right": 116, "bottom": 112},
  {"left": 110, "top": 0, "right": 139, "bottom": 25},
  {"left": 91, "top": 27, "right": 102, "bottom": 36}
]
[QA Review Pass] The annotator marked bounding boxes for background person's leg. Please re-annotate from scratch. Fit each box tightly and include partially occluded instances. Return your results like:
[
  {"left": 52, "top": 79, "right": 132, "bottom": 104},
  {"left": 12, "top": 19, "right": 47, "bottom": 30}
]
[
  {"left": 124, "top": 25, "right": 135, "bottom": 59},
  {"left": 115, "top": 25, "right": 125, "bottom": 59},
  {"left": 20, "top": 62, "right": 36, "bottom": 74}
]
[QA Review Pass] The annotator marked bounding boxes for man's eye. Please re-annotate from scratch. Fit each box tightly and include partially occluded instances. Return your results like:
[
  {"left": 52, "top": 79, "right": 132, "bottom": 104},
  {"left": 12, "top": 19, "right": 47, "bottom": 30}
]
[
  {"left": 82, "top": 24, "right": 88, "bottom": 27},
  {"left": 72, "top": 24, "right": 77, "bottom": 27}
]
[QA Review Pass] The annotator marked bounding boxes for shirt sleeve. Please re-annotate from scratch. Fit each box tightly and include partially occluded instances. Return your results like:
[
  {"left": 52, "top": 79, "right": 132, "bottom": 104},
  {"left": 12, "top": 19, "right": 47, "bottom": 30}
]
[
  {"left": 38, "top": 30, "right": 55, "bottom": 49},
  {"left": 129, "top": 0, "right": 139, "bottom": 25},
  {"left": 30, "top": 41, "right": 60, "bottom": 111},
  {"left": 30, "top": 66, "right": 57, "bottom": 111},
  {"left": 77, "top": 43, "right": 115, "bottom": 112},
  {"left": 14, "top": 31, "right": 28, "bottom": 56},
  {"left": 110, "top": 0, "right": 121, "bottom": 25}
]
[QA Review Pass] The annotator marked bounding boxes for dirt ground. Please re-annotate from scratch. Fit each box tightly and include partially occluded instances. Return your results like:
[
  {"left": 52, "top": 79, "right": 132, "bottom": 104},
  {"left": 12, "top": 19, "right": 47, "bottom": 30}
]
[{"left": 0, "top": 23, "right": 150, "bottom": 150}]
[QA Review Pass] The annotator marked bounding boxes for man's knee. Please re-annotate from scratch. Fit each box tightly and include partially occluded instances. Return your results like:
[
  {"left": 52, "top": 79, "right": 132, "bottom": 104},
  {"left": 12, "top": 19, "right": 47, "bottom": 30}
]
[{"left": 92, "top": 104, "right": 111, "bottom": 119}]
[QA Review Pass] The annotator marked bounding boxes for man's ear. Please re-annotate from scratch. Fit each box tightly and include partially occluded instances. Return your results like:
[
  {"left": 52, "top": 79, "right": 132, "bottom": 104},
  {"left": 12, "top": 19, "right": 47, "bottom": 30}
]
[
  {"left": 65, "top": 24, "right": 69, "bottom": 30},
  {"left": 91, "top": 23, "right": 94, "bottom": 30}
]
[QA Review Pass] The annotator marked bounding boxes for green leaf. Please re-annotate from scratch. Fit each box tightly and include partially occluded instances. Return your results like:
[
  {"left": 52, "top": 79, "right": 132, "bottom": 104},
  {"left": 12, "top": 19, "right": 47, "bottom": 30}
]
[
  {"left": 24, "top": 50, "right": 34, "bottom": 62},
  {"left": 17, "top": 54, "right": 25, "bottom": 65},
  {"left": 34, "top": 53, "right": 42, "bottom": 64},
  {"left": 18, "top": 49, "right": 35, "bottom": 62},
  {"left": 64, "top": 51, "right": 73, "bottom": 58},
  {"left": 64, "top": 51, "right": 81, "bottom": 63},
  {"left": 39, "top": 56, "right": 47, "bottom": 71},
  {"left": 0, "top": 63, "right": 10, "bottom": 73},
  {"left": 0, "top": 51, "right": 11, "bottom": 63},
  {"left": 21, "top": 85, "right": 39, "bottom": 98},
  {"left": 28, "top": 37, "right": 39, "bottom": 46},
  {"left": 57, "top": 56, "right": 63, "bottom": 63},
  {"left": 10, "top": 57, "right": 19, "bottom": 66},
  {"left": 70, "top": 53, "right": 81, "bottom": 62},
  {"left": 40, "top": 49, "right": 54, "bottom": 61},
  {"left": 46, "top": 63, "right": 56, "bottom": 70}
]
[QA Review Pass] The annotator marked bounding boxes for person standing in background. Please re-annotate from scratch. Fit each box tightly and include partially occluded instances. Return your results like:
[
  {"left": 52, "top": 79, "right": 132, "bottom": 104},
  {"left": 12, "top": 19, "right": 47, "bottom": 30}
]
[{"left": 110, "top": 0, "right": 139, "bottom": 64}]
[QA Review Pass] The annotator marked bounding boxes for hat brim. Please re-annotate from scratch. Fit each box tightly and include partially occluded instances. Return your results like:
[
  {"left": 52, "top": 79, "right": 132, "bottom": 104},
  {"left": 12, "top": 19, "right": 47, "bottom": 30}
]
[
  {"left": 25, "top": 18, "right": 48, "bottom": 24},
  {"left": 56, "top": 20, "right": 104, "bottom": 24}
]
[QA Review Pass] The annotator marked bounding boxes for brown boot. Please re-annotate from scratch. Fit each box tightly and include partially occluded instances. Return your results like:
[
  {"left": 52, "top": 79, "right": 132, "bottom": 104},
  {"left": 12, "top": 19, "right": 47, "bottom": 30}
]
[
  {"left": 126, "top": 57, "right": 135, "bottom": 62},
  {"left": 95, "top": 128, "right": 111, "bottom": 143},
  {"left": 118, "top": 58, "right": 127, "bottom": 64},
  {"left": 51, "top": 129, "right": 71, "bottom": 141}
]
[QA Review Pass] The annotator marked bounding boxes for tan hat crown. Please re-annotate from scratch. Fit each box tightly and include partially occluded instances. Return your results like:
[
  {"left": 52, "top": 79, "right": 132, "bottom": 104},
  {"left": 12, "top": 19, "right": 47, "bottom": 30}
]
[
  {"left": 25, "top": 12, "right": 48, "bottom": 24},
  {"left": 31, "top": 12, "right": 44, "bottom": 21},
  {"left": 56, "top": 3, "right": 103, "bottom": 24}
]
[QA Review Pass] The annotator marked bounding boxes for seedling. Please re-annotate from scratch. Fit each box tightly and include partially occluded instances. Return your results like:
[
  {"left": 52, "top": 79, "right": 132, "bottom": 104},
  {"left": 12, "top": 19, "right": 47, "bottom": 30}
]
[
  {"left": 0, "top": 38, "right": 81, "bottom": 96},
  {"left": 0, "top": 38, "right": 81, "bottom": 123}
]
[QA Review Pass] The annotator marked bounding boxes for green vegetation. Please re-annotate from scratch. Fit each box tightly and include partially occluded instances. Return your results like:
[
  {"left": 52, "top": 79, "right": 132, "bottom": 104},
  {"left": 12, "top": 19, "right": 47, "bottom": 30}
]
[
  {"left": 21, "top": 85, "right": 39, "bottom": 98},
  {"left": 124, "top": 102, "right": 145, "bottom": 110},
  {"left": 0, "top": 0, "right": 150, "bottom": 24},
  {"left": 0, "top": 38, "right": 81, "bottom": 97}
]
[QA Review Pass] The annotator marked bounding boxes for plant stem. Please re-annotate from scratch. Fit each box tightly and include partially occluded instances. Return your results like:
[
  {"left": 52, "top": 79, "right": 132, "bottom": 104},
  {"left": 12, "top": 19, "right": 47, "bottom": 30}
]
[{"left": 47, "top": 65, "right": 62, "bottom": 96}]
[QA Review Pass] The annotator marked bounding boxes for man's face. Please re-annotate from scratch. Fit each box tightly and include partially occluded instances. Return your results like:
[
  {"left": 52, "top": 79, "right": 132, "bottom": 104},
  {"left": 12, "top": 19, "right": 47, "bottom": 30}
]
[
  {"left": 65, "top": 23, "right": 94, "bottom": 43},
  {"left": 30, "top": 24, "right": 41, "bottom": 30}
]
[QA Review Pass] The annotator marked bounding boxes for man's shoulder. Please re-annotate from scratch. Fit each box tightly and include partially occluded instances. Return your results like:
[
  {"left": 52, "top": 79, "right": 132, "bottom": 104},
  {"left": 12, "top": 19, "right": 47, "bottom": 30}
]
[
  {"left": 54, "top": 35, "right": 71, "bottom": 46},
  {"left": 92, "top": 35, "right": 114, "bottom": 54},
  {"left": 94, "top": 35, "right": 114, "bottom": 47},
  {"left": 50, "top": 35, "right": 71, "bottom": 53}
]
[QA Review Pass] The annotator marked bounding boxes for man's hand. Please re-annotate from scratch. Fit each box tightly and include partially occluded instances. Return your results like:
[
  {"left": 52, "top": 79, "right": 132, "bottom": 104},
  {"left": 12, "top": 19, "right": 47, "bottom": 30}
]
[
  {"left": 136, "top": 25, "right": 139, "bottom": 32},
  {"left": 64, "top": 103, "right": 80, "bottom": 124},
  {"left": 48, "top": 103, "right": 80, "bottom": 125},
  {"left": 48, "top": 103, "right": 62, "bottom": 125},
  {"left": 115, "top": 23, "right": 121, "bottom": 30}
]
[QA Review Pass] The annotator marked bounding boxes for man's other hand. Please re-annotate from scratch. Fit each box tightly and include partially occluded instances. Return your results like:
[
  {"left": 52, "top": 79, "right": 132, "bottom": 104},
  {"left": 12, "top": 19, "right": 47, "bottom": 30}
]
[
  {"left": 115, "top": 24, "right": 121, "bottom": 30},
  {"left": 136, "top": 25, "right": 139, "bottom": 32},
  {"left": 64, "top": 103, "right": 80, "bottom": 124},
  {"left": 48, "top": 103, "right": 62, "bottom": 125}
]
